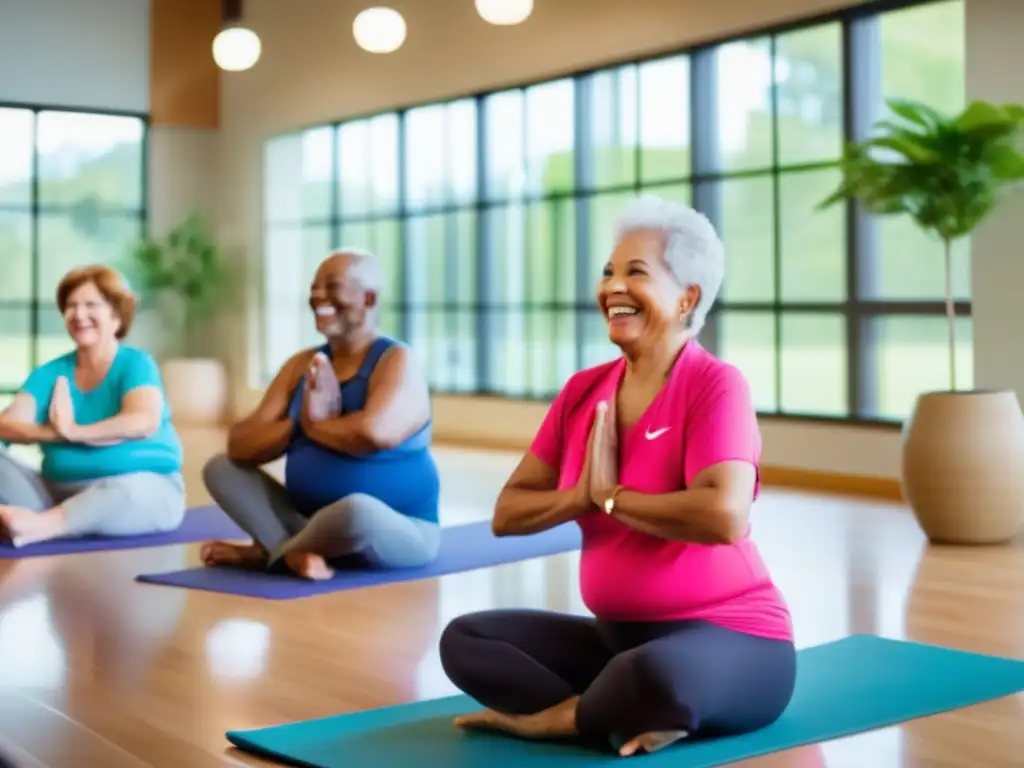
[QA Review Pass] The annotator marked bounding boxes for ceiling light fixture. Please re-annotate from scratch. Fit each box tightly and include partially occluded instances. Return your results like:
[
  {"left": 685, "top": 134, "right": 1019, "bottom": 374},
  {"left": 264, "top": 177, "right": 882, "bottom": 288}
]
[
  {"left": 352, "top": 7, "right": 407, "bottom": 54},
  {"left": 212, "top": 0, "right": 261, "bottom": 72},
  {"left": 475, "top": 0, "right": 534, "bottom": 26}
]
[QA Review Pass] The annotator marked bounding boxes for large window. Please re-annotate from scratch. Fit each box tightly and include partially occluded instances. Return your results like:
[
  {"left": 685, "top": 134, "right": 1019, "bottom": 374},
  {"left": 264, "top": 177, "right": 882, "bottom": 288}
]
[
  {"left": 261, "top": 0, "right": 966, "bottom": 423},
  {"left": 0, "top": 106, "right": 147, "bottom": 394}
]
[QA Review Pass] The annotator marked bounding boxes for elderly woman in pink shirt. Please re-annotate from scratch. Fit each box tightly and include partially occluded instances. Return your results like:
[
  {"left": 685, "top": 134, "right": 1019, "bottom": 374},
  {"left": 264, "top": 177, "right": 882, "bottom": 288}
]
[{"left": 438, "top": 196, "right": 796, "bottom": 757}]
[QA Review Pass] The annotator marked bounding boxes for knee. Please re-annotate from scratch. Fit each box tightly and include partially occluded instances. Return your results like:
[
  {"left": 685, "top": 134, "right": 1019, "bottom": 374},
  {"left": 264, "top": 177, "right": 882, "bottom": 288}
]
[
  {"left": 618, "top": 648, "right": 699, "bottom": 727},
  {"left": 327, "top": 493, "right": 381, "bottom": 532},
  {"left": 202, "top": 453, "right": 240, "bottom": 493},
  {"left": 157, "top": 495, "right": 187, "bottom": 531},
  {"left": 125, "top": 475, "right": 187, "bottom": 530},
  {"left": 438, "top": 613, "right": 484, "bottom": 681},
  {"left": 629, "top": 646, "right": 697, "bottom": 702},
  {"left": 336, "top": 492, "right": 376, "bottom": 517},
  {"left": 153, "top": 508, "right": 185, "bottom": 533}
]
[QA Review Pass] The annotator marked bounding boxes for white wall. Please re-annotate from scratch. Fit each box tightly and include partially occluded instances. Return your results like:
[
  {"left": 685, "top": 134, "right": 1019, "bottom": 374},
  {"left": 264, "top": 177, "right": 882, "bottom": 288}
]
[
  {"left": 148, "top": 126, "right": 219, "bottom": 233},
  {"left": 966, "top": 0, "right": 1024, "bottom": 403},
  {"left": 0, "top": 0, "right": 149, "bottom": 112},
  {"left": 145, "top": 124, "right": 222, "bottom": 356}
]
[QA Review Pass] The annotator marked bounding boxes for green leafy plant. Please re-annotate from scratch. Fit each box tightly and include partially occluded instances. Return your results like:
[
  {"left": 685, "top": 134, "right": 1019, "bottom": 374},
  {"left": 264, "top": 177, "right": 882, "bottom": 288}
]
[
  {"left": 126, "top": 212, "right": 235, "bottom": 358},
  {"left": 819, "top": 98, "right": 1024, "bottom": 391}
]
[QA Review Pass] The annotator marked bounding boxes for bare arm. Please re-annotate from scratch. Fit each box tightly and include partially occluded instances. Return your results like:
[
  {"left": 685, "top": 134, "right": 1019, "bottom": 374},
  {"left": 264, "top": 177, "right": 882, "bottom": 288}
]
[
  {"left": 69, "top": 386, "right": 165, "bottom": 446},
  {"left": 0, "top": 393, "right": 61, "bottom": 444},
  {"left": 607, "top": 362, "right": 760, "bottom": 545},
  {"left": 491, "top": 452, "right": 589, "bottom": 537},
  {"left": 302, "top": 345, "right": 430, "bottom": 455},
  {"left": 226, "top": 349, "right": 313, "bottom": 465},
  {"left": 609, "top": 461, "right": 757, "bottom": 545}
]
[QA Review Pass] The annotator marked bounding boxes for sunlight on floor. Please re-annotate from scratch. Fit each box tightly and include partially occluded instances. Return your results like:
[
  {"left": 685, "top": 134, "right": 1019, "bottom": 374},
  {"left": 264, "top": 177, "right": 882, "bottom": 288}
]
[
  {"left": 205, "top": 618, "right": 273, "bottom": 682},
  {"left": 0, "top": 595, "right": 65, "bottom": 690}
]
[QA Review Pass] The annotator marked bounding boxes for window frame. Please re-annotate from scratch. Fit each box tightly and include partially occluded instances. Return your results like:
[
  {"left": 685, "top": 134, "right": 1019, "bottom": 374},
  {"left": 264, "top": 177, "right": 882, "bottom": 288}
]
[
  {"left": 260, "top": 0, "right": 967, "bottom": 427},
  {"left": 0, "top": 101, "right": 149, "bottom": 396}
]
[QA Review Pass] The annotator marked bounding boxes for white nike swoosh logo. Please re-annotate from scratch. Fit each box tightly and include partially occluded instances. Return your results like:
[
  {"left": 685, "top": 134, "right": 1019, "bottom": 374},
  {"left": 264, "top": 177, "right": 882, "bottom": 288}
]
[{"left": 645, "top": 427, "right": 670, "bottom": 440}]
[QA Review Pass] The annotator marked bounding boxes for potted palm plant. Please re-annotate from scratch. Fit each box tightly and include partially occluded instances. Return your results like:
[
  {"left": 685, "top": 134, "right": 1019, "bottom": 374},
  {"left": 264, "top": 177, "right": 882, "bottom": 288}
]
[
  {"left": 127, "top": 212, "right": 235, "bottom": 425},
  {"left": 820, "top": 98, "right": 1024, "bottom": 544}
]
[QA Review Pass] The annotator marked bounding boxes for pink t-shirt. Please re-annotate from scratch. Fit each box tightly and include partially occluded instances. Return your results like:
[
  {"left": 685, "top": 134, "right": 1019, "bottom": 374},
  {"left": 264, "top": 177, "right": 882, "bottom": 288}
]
[{"left": 530, "top": 341, "right": 793, "bottom": 642}]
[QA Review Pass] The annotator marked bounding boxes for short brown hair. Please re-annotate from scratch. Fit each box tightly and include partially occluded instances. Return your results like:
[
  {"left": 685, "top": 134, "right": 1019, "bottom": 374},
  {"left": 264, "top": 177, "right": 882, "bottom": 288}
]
[{"left": 56, "top": 265, "right": 138, "bottom": 340}]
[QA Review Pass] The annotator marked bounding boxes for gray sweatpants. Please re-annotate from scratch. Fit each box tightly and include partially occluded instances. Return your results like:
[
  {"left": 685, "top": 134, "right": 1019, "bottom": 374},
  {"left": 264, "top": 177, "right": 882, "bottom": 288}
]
[
  {"left": 202, "top": 453, "right": 442, "bottom": 569},
  {"left": 0, "top": 447, "right": 186, "bottom": 538}
]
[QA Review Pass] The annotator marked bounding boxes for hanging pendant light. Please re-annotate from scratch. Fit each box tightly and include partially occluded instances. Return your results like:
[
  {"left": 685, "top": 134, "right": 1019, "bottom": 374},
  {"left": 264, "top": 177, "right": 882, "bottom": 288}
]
[
  {"left": 475, "top": 0, "right": 533, "bottom": 26},
  {"left": 212, "top": 0, "right": 261, "bottom": 72},
  {"left": 352, "top": 7, "right": 407, "bottom": 54}
]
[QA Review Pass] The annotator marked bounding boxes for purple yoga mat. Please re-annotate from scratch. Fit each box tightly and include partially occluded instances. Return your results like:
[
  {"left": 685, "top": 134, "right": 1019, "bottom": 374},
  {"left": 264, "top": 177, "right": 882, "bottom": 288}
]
[
  {"left": 0, "top": 505, "right": 247, "bottom": 559},
  {"left": 135, "top": 520, "right": 582, "bottom": 599}
]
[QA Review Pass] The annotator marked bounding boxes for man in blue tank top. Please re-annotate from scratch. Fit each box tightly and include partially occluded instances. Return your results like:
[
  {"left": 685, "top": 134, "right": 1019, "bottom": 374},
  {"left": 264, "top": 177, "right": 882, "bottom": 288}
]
[{"left": 198, "top": 250, "right": 441, "bottom": 580}]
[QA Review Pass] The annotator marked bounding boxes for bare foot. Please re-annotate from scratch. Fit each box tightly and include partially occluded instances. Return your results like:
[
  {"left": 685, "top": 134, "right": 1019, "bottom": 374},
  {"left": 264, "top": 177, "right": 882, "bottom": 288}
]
[
  {"left": 454, "top": 698, "right": 579, "bottom": 740},
  {"left": 283, "top": 551, "right": 335, "bottom": 581},
  {"left": 0, "top": 506, "right": 63, "bottom": 547},
  {"left": 619, "top": 729, "right": 689, "bottom": 757},
  {"left": 199, "top": 540, "right": 267, "bottom": 569}
]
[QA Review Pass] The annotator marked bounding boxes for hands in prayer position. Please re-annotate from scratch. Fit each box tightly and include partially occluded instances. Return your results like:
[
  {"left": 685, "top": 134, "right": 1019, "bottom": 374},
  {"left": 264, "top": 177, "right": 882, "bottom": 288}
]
[
  {"left": 48, "top": 376, "right": 78, "bottom": 441},
  {"left": 571, "top": 400, "right": 620, "bottom": 514},
  {"left": 302, "top": 352, "right": 342, "bottom": 425},
  {"left": 588, "top": 400, "right": 619, "bottom": 508},
  {"left": 46, "top": 377, "right": 120, "bottom": 447}
]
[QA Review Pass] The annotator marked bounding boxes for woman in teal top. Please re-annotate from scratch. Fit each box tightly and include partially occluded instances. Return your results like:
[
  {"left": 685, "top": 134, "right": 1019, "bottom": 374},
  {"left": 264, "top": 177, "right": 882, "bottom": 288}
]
[{"left": 0, "top": 265, "right": 185, "bottom": 547}]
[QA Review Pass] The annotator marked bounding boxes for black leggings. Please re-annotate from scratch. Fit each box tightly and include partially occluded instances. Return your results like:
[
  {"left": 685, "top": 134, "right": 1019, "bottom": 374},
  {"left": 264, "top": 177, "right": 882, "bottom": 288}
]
[{"left": 439, "top": 609, "right": 796, "bottom": 750}]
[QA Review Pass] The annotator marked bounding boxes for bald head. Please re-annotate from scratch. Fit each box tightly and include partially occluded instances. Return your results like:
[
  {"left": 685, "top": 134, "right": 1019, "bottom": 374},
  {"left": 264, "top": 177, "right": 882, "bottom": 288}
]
[
  {"left": 308, "top": 248, "right": 383, "bottom": 337},
  {"left": 319, "top": 248, "right": 383, "bottom": 293}
]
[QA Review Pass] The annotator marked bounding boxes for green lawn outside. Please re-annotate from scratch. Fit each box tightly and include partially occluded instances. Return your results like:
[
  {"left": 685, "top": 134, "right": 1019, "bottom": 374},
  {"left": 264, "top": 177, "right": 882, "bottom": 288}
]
[
  {"left": 0, "top": 315, "right": 970, "bottom": 423},
  {"left": 0, "top": 330, "right": 972, "bottom": 423},
  {"left": 0, "top": 335, "right": 75, "bottom": 391},
  {"left": 235, "top": 304, "right": 976, "bottom": 424}
]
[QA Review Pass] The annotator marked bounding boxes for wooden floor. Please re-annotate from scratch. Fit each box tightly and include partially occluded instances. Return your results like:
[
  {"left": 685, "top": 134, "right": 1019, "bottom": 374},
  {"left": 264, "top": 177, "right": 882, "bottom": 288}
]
[{"left": 1, "top": 428, "right": 1024, "bottom": 767}]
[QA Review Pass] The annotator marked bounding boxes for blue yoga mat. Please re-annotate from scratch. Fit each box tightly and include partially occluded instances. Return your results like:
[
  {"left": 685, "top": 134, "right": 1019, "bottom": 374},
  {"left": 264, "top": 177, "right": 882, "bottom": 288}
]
[
  {"left": 225, "top": 635, "right": 1024, "bottom": 767},
  {"left": 135, "top": 520, "right": 582, "bottom": 599},
  {"left": 0, "top": 505, "right": 246, "bottom": 559}
]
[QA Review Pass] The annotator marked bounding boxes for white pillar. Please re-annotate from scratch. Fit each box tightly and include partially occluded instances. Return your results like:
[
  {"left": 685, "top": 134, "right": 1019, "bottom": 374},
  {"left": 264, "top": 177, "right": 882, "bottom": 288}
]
[{"left": 967, "top": 0, "right": 1024, "bottom": 401}]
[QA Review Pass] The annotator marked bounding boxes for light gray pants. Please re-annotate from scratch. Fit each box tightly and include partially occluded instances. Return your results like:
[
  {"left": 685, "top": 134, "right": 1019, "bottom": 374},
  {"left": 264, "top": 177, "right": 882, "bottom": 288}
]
[
  {"left": 202, "top": 453, "right": 442, "bottom": 569},
  {"left": 0, "top": 447, "right": 186, "bottom": 538}
]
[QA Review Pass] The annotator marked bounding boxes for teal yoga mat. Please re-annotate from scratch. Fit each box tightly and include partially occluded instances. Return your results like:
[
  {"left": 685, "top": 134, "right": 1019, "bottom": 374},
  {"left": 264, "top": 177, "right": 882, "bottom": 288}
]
[{"left": 225, "top": 635, "right": 1024, "bottom": 767}]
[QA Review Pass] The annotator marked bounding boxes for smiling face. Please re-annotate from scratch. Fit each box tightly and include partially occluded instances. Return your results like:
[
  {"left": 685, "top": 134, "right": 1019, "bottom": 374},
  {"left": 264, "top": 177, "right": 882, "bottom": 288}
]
[
  {"left": 308, "top": 254, "right": 378, "bottom": 339},
  {"left": 63, "top": 280, "right": 121, "bottom": 349},
  {"left": 597, "top": 229, "right": 701, "bottom": 351}
]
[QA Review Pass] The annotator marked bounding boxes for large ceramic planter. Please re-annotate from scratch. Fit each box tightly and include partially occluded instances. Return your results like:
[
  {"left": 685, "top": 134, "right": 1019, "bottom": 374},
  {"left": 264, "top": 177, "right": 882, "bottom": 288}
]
[
  {"left": 901, "top": 390, "right": 1024, "bottom": 545},
  {"left": 160, "top": 358, "right": 228, "bottom": 426}
]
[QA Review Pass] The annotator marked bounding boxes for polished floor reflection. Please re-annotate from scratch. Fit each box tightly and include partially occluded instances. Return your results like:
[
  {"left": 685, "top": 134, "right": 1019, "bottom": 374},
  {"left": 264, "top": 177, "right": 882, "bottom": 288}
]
[{"left": 0, "top": 430, "right": 1023, "bottom": 766}]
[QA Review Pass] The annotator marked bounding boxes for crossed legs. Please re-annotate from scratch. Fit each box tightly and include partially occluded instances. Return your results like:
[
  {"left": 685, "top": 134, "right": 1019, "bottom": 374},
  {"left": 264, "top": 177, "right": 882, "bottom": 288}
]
[
  {"left": 200, "top": 453, "right": 441, "bottom": 579},
  {"left": 439, "top": 609, "right": 797, "bottom": 756},
  {"left": 0, "top": 448, "right": 186, "bottom": 547}
]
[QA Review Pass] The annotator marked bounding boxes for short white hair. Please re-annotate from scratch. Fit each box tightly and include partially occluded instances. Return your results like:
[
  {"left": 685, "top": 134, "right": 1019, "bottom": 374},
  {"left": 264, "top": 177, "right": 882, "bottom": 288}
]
[
  {"left": 329, "top": 247, "right": 383, "bottom": 293},
  {"left": 613, "top": 195, "right": 725, "bottom": 334}
]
